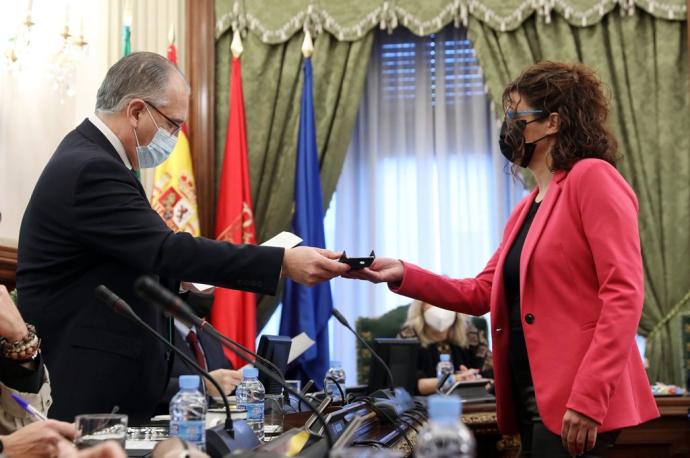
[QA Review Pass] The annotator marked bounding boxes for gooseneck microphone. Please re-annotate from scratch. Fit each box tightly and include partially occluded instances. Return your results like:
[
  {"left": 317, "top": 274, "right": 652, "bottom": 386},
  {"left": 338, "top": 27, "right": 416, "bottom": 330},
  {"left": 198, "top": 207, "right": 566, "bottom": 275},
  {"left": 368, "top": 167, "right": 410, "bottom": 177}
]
[
  {"left": 94, "top": 286, "right": 234, "bottom": 433},
  {"left": 331, "top": 307, "right": 396, "bottom": 392},
  {"left": 135, "top": 277, "right": 284, "bottom": 378},
  {"left": 95, "top": 286, "right": 261, "bottom": 456},
  {"left": 134, "top": 276, "right": 335, "bottom": 448}
]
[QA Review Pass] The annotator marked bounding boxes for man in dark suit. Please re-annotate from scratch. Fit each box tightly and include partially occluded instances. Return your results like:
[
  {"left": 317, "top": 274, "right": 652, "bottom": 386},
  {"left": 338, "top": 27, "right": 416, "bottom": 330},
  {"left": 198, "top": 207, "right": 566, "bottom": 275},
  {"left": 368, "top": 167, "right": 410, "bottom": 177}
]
[{"left": 16, "top": 52, "right": 348, "bottom": 422}]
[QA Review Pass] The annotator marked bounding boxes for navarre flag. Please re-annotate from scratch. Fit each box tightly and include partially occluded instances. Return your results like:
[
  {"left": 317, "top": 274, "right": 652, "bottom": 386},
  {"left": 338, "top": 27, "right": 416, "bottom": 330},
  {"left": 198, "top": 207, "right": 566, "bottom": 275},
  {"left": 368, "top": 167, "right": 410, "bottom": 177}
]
[
  {"left": 211, "top": 54, "right": 257, "bottom": 368},
  {"left": 150, "top": 41, "right": 200, "bottom": 236}
]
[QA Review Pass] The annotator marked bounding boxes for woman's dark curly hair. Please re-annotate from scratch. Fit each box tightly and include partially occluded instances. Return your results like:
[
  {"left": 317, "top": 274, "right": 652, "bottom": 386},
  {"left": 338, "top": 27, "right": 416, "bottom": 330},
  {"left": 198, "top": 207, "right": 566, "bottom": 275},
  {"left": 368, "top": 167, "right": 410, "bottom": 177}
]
[{"left": 502, "top": 61, "right": 618, "bottom": 171}]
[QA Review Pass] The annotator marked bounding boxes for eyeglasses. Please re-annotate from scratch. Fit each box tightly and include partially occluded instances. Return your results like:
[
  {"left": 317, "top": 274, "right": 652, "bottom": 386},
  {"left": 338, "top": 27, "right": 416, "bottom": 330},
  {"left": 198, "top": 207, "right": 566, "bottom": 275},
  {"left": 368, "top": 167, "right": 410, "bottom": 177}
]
[
  {"left": 145, "top": 101, "right": 182, "bottom": 136},
  {"left": 505, "top": 109, "right": 546, "bottom": 120}
]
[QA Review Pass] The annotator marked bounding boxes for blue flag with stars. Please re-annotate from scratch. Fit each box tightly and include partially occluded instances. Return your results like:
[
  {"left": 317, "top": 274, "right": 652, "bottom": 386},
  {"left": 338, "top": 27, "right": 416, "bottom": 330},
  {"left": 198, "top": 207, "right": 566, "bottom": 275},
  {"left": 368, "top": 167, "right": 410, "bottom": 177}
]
[{"left": 279, "top": 57, "right": 333, "bottom": 389}]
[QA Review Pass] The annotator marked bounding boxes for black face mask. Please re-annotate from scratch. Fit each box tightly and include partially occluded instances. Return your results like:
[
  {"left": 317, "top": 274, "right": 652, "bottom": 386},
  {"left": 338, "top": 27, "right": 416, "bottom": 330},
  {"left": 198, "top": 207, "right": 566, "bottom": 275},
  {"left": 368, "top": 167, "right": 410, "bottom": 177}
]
[{"left": 499, "top": 118, "right": 549, "bottom": 168}]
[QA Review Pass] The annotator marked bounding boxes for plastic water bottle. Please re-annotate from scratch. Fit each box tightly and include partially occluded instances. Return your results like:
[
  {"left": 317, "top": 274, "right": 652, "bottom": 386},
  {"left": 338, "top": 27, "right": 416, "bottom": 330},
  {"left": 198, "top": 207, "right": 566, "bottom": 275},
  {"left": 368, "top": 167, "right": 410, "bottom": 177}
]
[
  {"left": 324, "top": 360, "right": 346, "bottom": 402},
  {"left": 236, "top": 367, "right": 265, "bottom": 441},
  {"left": 170, "top": 375, "right": 207, "bottom": 451},
  {"left": 416, "top": 395, "right": 476, "bottom": 457},
  {"left": 437, "top": 354, "right": 454, "bottom": 390}
]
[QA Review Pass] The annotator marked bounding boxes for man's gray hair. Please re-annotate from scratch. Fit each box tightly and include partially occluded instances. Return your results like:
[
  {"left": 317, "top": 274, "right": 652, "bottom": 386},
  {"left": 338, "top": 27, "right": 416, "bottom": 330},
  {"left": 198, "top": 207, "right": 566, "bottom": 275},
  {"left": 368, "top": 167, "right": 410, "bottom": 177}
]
[{"left": 95, "top": 51, "right": 190, "bottom": 113}]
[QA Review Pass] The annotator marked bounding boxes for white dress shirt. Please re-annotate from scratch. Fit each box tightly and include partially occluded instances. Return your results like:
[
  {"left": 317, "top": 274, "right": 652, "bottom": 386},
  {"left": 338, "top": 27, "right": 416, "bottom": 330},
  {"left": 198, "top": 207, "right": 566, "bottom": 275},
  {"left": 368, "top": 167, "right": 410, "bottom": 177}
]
[{"left": 88, "top": 115, "right": 133, "bottom": 170}]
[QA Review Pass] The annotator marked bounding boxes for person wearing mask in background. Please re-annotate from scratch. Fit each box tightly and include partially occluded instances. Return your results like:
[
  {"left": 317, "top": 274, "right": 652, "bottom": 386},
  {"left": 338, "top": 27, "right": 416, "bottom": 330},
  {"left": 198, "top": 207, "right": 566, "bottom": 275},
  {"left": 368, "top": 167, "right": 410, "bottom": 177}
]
[
  {"left": 345, "top": 62, "right": 658, "bottom": 457},
  {"left": 399, "top": 300, "right": 493, "bottom": 395}
]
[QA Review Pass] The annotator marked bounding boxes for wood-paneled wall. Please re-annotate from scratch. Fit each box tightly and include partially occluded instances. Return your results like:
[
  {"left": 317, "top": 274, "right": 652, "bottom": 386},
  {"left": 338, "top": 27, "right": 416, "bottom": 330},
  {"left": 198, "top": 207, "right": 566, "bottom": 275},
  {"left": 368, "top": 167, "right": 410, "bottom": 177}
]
[
  {"left": 0, "top": 245, "right": 17, "bottom": 291},
  {"left": 185, "top": 0, "right": 216, "bottom": 237}
]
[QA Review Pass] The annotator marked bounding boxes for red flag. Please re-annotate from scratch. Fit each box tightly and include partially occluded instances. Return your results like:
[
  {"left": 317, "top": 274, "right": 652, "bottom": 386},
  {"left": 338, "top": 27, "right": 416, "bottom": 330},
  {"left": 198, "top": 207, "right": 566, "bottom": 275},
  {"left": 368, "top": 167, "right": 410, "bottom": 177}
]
[
  {"left": 167, "top": 42, "right": 177, "bottom": 63},
  {"left": 211, "top": 57, "right": 257, "bottom": 368}
]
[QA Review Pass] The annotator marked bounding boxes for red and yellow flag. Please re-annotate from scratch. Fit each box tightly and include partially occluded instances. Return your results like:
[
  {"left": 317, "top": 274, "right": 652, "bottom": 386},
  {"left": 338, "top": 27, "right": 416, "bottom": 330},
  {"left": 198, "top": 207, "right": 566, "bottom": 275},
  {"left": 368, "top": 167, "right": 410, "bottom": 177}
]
[
  {"left": 211, "top": 53, "right": 257, "bottom": 368},
  {"left": 150, "top": 42, "right": 200, "bottom": 236}
]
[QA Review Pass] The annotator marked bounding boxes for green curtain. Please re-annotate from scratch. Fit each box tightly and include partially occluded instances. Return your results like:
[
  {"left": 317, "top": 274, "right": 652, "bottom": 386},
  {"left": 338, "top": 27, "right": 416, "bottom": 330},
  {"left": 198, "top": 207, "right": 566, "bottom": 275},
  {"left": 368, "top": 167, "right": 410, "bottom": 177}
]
[
  {"left": 468, "top": 9, "right": 690, "bottom": 386},
  {"left": 215, "top": 31, "right": 373, "bottom": 327},
  {"left": 215, "top": 0, "right": 686, "bottom": 43}
]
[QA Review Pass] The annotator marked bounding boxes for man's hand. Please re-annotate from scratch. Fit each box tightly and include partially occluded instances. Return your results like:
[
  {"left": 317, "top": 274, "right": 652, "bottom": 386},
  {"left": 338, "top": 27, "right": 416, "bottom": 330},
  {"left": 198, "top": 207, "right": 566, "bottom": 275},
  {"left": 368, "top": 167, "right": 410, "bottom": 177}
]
[
  {"left": 341, "top": 257, "right": 404, "bottom": 285},
  {"left": 0, "top": 285, "right": 29, "bottom": 342},
  {"left": 561, "top": 408, "right": 598, "bottom": 457},
  {"left": 205, "top": 369, "right": 243, "bottom": 397},
  {"left": 2, "top": 420, "right": 77, "bottom": 458},
  {"left": 282, "top": 247, "right": 350, "bottom": 286}
]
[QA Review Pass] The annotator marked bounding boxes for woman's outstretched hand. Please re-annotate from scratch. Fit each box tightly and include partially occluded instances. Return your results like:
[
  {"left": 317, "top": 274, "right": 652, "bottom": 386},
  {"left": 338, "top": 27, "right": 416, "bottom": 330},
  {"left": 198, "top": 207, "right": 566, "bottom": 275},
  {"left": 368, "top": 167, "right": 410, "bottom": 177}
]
[{"left": 341, "top": 257, "right": 404, "bottom": 285}]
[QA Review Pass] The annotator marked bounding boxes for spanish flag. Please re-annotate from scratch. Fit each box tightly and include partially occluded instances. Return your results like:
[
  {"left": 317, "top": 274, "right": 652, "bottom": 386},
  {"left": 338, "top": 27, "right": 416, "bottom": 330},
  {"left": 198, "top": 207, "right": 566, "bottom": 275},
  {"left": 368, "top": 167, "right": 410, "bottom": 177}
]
[{"left": 150, "top": 40, "right": 200, "bottom": 236}]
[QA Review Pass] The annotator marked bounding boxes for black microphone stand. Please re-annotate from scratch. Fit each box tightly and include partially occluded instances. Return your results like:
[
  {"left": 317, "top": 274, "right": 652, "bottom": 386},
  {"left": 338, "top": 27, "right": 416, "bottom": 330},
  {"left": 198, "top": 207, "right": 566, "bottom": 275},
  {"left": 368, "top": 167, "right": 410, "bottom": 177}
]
[
  {"left": 134, "top": 276, "right": 336, "bottom": 448},
  {"left": 95, "top": 286, "right": 260, "bottom": 457},
  {"left": 331, "top": 307, "right": 396, "bottom": 392}
]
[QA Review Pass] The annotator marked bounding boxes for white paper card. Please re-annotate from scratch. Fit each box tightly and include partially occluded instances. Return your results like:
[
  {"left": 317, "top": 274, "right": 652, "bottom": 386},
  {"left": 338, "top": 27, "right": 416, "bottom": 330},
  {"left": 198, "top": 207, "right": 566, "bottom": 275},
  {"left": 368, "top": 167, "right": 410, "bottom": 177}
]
[
  {"left": 190, "top": 282, "right": 214, "bottom": 293},
  {"left": 261, "top": 231, "right": 303, "bottom": 249},
  {"left": 287, "top": 332, "right": 315, "bottom": 364}
]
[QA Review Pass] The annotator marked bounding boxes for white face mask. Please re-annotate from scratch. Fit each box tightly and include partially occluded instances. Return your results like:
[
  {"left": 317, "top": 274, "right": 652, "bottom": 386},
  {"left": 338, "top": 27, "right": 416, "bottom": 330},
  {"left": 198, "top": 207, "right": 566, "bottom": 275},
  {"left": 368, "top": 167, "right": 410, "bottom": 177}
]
[
  {"left": 133, "top": 106, "right": 178, "bottom": 168},
  {"left": 423, "top": 306, "right": 457, "bottom": 333}
]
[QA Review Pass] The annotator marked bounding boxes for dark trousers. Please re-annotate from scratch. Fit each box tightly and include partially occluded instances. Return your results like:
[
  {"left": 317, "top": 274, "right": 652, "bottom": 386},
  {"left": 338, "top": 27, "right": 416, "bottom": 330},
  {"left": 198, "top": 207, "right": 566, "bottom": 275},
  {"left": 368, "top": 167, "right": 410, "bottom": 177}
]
[
  {"left": 509, "top": 329, "right": 619, "bottom": 458},
  {"left": 514, "top": 383, "right": 619, "bottom": 457}
]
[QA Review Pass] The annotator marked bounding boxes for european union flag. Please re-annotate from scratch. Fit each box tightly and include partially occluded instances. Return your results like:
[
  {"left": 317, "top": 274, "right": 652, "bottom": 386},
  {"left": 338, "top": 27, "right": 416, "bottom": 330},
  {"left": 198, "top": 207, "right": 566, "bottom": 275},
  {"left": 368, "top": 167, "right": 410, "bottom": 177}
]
[{"left": 280, "top": 57, "right": 333, "bottom": 389}]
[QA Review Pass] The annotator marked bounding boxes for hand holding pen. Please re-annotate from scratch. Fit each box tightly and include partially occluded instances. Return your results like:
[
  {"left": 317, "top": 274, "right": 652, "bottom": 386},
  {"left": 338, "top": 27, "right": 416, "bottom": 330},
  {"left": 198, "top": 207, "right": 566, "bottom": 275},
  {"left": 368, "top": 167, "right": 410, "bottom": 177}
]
[
  {"left": 6, "top": 393, "right": 125, "bottom": 457},
  {"left": 11, "top": 392, "right": 48, "bottom": 421}
]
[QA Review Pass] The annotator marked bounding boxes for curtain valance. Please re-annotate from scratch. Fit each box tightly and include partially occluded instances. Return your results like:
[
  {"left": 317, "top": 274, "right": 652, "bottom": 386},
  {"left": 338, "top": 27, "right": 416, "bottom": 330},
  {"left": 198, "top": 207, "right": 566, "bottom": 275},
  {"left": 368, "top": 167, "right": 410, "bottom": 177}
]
[{"left": 216, "top": 0, "right": 686, "bottom": 42}]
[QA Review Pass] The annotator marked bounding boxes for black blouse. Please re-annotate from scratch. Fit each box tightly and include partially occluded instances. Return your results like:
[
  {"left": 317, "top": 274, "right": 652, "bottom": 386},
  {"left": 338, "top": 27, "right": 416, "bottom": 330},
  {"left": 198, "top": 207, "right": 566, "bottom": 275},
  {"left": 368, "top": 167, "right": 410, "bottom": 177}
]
[{"left": 502, "top": 199, "right": 541, "bottom": 383}]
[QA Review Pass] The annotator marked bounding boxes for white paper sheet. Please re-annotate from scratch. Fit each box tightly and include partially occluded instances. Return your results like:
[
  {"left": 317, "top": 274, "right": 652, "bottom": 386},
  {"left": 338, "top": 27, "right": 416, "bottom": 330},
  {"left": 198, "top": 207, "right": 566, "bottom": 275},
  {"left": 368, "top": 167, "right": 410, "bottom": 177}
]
[
  {"left": 287, "top": 332, "right": 315, "bottom": 364},
  {"left": 260, "top": 231, "right": 303, "bottom": 249},
  {"left": 190, "top": 282, "right": 214, "bottom": 293}
]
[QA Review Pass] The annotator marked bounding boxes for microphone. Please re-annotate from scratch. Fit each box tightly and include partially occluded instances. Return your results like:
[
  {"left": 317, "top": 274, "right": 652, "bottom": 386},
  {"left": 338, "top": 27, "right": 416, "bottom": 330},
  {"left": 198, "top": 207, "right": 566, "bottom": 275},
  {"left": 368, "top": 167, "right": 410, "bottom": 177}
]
[
  {"left": 133, "top": 276, "right": 335, "bottom": 448},
  {"left": 134, "top": 277, "right": 284, "bottom": 380},
  {"left": 331, "top": 307, "right": 396, "bottom": 392},
  {"left": 94, "top": 286, "right": 259, "bottom": 455}
]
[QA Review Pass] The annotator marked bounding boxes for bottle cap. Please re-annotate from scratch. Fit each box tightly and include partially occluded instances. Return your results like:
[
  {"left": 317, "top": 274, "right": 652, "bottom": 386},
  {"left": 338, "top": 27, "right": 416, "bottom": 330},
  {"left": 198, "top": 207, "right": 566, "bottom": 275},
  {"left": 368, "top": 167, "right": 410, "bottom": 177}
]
[
  {"left": 179, "top": 375, "right": 200, "bottom": 390},
  {"left": 427, "top": 394, "right": 462, "bottom": 422},
  {"left": 243, "top": 367, "right": 259, "bottom": 378},
  {"left": 330, "top": 360, "right": 341, "bottom": 368},
  {"left": 440, "top": 354, "right": 451, "bottom": 362}
]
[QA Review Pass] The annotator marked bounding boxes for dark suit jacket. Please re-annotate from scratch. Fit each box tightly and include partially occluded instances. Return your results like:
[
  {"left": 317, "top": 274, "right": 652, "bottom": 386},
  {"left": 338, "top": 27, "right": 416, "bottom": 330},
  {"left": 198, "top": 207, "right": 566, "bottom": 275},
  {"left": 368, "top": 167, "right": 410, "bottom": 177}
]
[
  {"left": 157, "top": 325, "right": 232, "bottom": 413},
  {"left": 17, "top": 119, "right": 283, "bottom": 422}
]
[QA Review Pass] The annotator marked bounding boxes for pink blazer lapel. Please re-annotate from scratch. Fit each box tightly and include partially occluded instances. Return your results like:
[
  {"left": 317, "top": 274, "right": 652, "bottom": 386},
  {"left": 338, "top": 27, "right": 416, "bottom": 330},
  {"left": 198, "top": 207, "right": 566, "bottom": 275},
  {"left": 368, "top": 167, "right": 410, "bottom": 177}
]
[
  {"left": 491, "top": 187, "right": 538, "bottom": 323},
  {"left": 496, "top": 188, "right": 538, "bottom": 273},
  {"left": 518, "top": 171, "right": 567, "bottom": 298}
]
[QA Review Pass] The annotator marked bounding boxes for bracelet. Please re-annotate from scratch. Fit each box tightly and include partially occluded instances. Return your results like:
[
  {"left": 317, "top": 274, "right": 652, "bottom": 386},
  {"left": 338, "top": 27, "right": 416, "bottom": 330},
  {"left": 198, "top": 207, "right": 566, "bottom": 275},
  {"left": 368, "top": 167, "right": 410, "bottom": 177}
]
[{"left": 0, "top": 324, "right": 41, "bottom": 361}]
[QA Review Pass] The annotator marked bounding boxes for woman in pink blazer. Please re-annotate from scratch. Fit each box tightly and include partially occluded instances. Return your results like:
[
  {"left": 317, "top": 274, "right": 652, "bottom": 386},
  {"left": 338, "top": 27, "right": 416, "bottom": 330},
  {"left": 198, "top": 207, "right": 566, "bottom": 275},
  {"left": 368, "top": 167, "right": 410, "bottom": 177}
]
[{"left": 347, "top": 62, "right": 659, "bottom": 457}]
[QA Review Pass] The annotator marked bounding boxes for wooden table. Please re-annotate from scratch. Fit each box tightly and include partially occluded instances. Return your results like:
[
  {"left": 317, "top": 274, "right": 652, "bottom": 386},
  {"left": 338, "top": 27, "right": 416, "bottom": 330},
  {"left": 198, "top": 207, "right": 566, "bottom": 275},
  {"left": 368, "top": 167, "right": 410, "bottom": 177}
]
[
  {"left": 283, "top": 396, "right": 690, "bottom": 457},
  {"left": 609, "top": 396, "right": 690, "bottom": 458}
]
